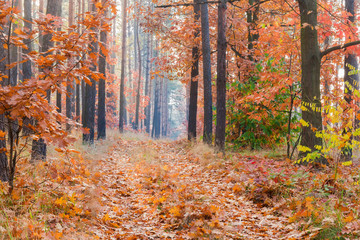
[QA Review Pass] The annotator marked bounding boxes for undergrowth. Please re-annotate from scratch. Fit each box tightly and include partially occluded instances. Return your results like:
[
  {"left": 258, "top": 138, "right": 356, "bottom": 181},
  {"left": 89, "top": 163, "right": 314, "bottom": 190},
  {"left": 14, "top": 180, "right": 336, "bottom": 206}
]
[{"left": 1, "top": 133, "right": 360, "bottom": 239}]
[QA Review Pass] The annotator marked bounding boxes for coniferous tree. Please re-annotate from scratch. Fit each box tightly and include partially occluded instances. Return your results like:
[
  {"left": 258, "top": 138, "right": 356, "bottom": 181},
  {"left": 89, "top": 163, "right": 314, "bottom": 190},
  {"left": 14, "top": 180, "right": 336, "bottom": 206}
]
[
  {"left": 215, "top": 0, "right": 227, "bottom": 151},
  {"left": 188, "top": 0, "right": 200, "bottom": 141},
  {"left": 342, "top": 0, "right": 359, "bottom": 161},
  {"left": 119, "top": 0, "right": 127, "bottom": 132},
  {"left": 200, "top": 0, "right": 213, "bottom": 144},
  {"left": 83, "top": 1, "right": 98, "bottom": 144},
  {"left": 97, "top": 0, "right": 107, "bottom": 139},
  {"left": 31, "top": 0, "right": 62, "bottom": 161}
]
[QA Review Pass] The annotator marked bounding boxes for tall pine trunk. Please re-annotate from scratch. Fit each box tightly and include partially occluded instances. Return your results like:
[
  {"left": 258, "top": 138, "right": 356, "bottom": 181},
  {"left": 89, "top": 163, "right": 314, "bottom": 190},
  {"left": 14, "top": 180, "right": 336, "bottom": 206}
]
[
  {"left": 66, "top": 0, "right": 75, "bottom": 130},
  {"left": 144, "top": 33, "right": 151, "bottom": 133},
  {"left": 119, "top": 0, "right": 127, "bottom": 132},
  {"left": 31, "top": 0, "right": 62, "bottom": 161},
  {"left": 83, "top": 1, "right": 98, "bottom": 144},
  {"left": 134, "top": 26, "right": 142, "bottom": 130},
  {"left": 188, "top": 0, "right": 200, "bottom": 141},
  {"left": 97, "top": 2, "right": 107, "bottom": 139},
  {"left": 215, "top": 0, "right": 227, "bottom": 151},
  {"left": 22, "top": 0, "right": 33, "bottom": 135},
  {"left": 200, "top": 0, "right": 213, "bottom": 144},
  {"left": 342, "top": 0, "right": 359, "bottom": 161},
  {"left": 0, "top": 37, "right": 8, "bottom": 181}
]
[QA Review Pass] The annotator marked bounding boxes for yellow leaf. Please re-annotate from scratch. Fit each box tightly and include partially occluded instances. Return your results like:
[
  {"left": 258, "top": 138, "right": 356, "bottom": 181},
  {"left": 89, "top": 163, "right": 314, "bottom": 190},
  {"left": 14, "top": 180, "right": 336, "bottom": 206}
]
[
  {"left": 233, "top": 184, "right": 242, "bottom": 193},
  {"left": 169, "top": 206, "right": 182, "bottom": 217},
  {"left": 343, "top": 213, "right": 354, "bottom": 223},
  {"left": 300, "top": 119, "right": 309, "bottom": 127},
  {"left": 298, "top": 145, "right": 311, "bottom": 153},
  {"left": 342, "top": 161, "right": 352, "bottom": 166},
  {"left": 103, "top": 213, "right": 111, "bottom": 222}
]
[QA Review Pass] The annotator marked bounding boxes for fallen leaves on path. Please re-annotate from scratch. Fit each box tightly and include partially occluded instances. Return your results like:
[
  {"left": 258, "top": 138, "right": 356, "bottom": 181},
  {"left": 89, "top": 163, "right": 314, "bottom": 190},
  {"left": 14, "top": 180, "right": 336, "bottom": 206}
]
[
  {"left": 3, "top": 134, "right": 360, "bottom": 239},
  {"left": 89, "top": 137, "right": 304, "bottom": 239}
]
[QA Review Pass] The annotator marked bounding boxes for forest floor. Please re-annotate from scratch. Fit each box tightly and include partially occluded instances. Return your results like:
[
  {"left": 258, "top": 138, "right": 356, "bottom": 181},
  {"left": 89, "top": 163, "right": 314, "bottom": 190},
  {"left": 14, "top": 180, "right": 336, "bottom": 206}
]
[{"left": 1, "top": 132, "right": 360, "bottom": 239}]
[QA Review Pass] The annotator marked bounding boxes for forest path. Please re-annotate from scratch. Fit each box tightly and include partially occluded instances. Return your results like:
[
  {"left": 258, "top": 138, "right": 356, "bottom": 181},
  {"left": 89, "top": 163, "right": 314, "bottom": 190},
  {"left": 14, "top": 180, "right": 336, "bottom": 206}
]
[{"left": 90, "top": 135, "right": 302, "bottom": 239}]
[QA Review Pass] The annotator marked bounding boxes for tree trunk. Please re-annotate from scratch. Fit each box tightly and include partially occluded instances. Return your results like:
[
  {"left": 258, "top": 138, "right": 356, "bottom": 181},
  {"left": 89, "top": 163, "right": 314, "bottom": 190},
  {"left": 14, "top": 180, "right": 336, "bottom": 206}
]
[
  {"left": 83, "top": 2, "right": 98, "bottom": 144},
  {"left": 10, "top": 0, "right": 19, "bottom": 87},
  {"left": 56, "top": 1, "right": 63, "bottom": 114},
  {"left": 152, "top": 76, "right": 161, "bottom": 139},
  {"left": 66, "top": 0, "right": 75, "bottom": 130},
  {"left": 247, "top": 0, "right": 259, "bottom": 60},
  {"left": 97, "top": 3, "right": 107, "bottom": 139},
  {"left": 161, "top": 78, "right": 169, "bottom": 137},
  {"left": 188, "top": 0, "right": 200, "bottom": 141},
  {"left": 144, "top": 33, "right": 151, "bottom": 133},
  {"left": 342, "top": 0, "right": 359, "bottom": 161},
  {"left": 76, "top": 0, "right": 81, "bottom": 122},
  {"left": 119, "top": 0, "right": 127, "bottom": 132},
  {"left": 81, "top": 0, "right": 86, "bottom": 125},
  {"left": 0, "top": 37, "right": 8, "bottom": 181},
  {"left": 298, "top": 0, "right": 324, "bottom": 163},
  {"left": 134, "top": 20, "right": 142, "bottom": 130},
  {"left": 22, "top": 0, "right": 33, "bottom": 136},
  {"left": 200, "top": 0, "right": 213, "bottom": 144},
  {"left": 31, "top": 0, "right": 62, "bottom": 161},
  {"left": 23, "top": 0, "right": 32, "bottom": 83},
  {"left": 215, "top": 0, "right": 227, "bottom": 151}
]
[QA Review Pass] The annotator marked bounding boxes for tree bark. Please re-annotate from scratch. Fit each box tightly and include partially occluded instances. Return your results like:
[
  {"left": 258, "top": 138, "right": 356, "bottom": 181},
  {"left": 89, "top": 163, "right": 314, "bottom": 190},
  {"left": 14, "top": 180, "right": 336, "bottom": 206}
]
[
  {"left": 342, "top": 0, "right": 359, "bottom": 161},
  {"left": 161, "top": 78, "right": 169, "bottom": 137},
  {"left": 83, "top": 2, "right": 98, "bottom": 144},
  {"left": 66, "top": 0, "right": 75, "bottom": 131},
  {"left": 97, "top": 3, "right": 107, "bottom": 139},
  {"left": 297, "top": 0, "right": 324, "bottom": 163},
  {"left": 188, "top": 0, "right": 200, "bottom": 141},
  {"left": 0, "top": 36, "right": 8, "bottom": 181},
  {"left": 75, "top": 0, "right": 82, "bottom": 122},
  {"left": 10, "top": 0, "right": 19, "bottom": 87},
  {"left": 55, "top": 1, "right": 63, "bottom": 114},
  {"left": 119, "top": 0, "right": 127, "bottom": 132},
  {"left": 22, "top": 0, "right": 33, "bottom": 136},
  {"left": 152, "top": 76, "right": 161, "bottom": 139},
  {"left": 215, "top": 0, "right": 227, "bottom": 151},
  {"left": 144, "top": 33, "right": 151, "bottom": 133},
  {"left": 134, "top": 27, "right": 142, "bottom": 131},
  {"left": 200, "top": 0, "right": 213, "bottom": 144},
  {"left": 31, "top": 0, "right": 62, "bottom": 161}
]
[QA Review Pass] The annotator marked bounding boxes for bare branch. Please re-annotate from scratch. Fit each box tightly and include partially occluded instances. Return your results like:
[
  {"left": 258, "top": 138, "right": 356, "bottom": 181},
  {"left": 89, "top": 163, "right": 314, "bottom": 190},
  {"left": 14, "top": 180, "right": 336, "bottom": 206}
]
[
  {"left": 321, "top": 40, "right": 360, "bottom": 58},
  {"left": 155, "top": 0, "right": 235, "bottom": 8}
]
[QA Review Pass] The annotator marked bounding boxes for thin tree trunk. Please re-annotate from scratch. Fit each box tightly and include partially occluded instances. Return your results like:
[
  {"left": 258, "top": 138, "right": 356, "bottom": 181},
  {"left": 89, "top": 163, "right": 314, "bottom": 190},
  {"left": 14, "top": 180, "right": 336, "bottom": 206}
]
[
  {"left": 152, "top": 76, "right": 161, "bottom": 139},
  {"left": 10, "top": 0, "right": 19, "bottom": 87},
  {"left": 56, "top": 2, "right": 63, "bottom": 114},
  {"left": 0, "top": 38, "right": 8, "bottom": 181},
  {"left": 31, "top": 0, "right": 62, "bottom": 161},
  {"left": 119, "top": 0, "right": 127, "bottom": 132},
  {"left": 97, "top": 3, "right": 107, "bottom": 139},
  {"left": 162, "top": 78, "right": 169, "bottom": 137},
  {"left": 200, "top": 0, "right": 213, "bottom": 144},
  {"left": 75, "top": 0, "right": 81, "bottom": 122},
  {"left": 342, "top": 0, "right": 359, "bottom": 161},
  {"left": 134, "top": 25, "right": 142, "bottom": 130},
  {"left": 22, "top": 0, "right": 33, "bottom": 135},
  {"left": 188, "top": 0, "right": 200, "bottom": 141},
  {"left": 83, "top": 1, "right": 98, "bottom": 144},
  {"left": 66, "top": 0, "right": 75, "bottom": 130},
  {"left": 144, "top": 33, "right": 151, "bottom": 133},
  {"left": 215, "top": 0, "right": 227, "bottom": 151}
]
